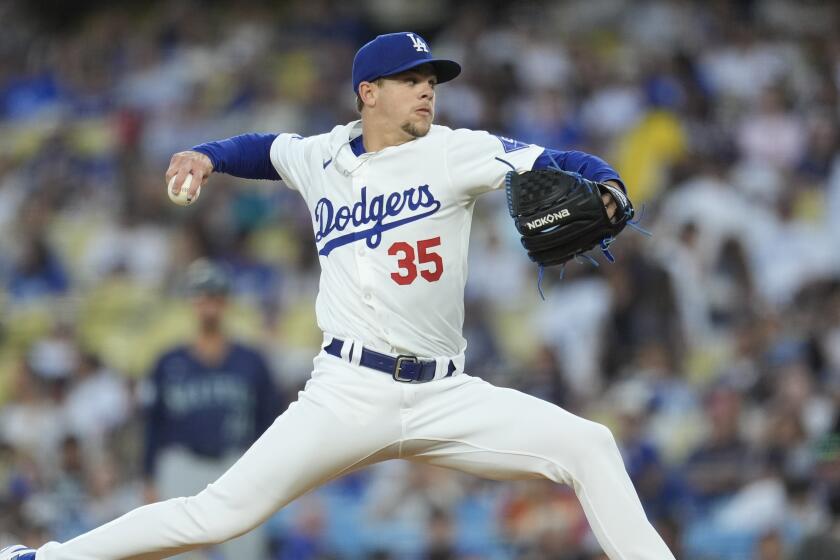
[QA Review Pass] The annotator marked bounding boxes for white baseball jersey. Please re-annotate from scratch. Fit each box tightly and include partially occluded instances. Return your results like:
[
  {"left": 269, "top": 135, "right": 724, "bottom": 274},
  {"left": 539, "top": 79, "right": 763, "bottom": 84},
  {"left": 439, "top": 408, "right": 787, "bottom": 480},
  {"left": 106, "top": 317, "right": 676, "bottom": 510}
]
[{"left": 269, "top": 120, "right": 544, "bottom": 362}]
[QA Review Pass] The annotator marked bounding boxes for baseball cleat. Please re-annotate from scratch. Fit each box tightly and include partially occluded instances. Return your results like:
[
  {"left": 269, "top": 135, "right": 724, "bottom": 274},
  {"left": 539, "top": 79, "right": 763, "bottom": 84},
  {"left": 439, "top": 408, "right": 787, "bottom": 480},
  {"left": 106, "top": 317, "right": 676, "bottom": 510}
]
[{"left": 0, "top": 545, "right": 36, "bottom": 560}]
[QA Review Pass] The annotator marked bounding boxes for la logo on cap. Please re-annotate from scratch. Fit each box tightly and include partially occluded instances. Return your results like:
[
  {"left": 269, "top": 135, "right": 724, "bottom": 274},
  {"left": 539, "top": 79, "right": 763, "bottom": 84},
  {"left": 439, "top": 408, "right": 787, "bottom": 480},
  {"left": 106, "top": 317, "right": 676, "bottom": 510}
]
[
  {"left": 351, "top": 32, "right": 461, "bottom": 92},
  {"left": 406, "top": 33, "right": 429, "bottom": 53}
]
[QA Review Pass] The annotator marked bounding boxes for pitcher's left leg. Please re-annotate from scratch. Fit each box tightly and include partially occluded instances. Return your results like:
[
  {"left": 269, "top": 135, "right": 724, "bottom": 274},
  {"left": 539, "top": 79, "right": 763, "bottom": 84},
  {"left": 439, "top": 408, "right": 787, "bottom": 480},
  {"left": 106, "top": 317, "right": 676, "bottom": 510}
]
[{"left": 404, "top": 376, "right": 675, "bottom": 560}]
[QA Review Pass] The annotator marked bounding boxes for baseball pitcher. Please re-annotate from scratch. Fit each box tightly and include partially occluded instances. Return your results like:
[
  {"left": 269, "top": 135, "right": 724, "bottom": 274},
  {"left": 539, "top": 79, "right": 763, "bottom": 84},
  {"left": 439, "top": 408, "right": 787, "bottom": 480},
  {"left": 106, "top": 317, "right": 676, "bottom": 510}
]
[{"left": 3, "top": 32, "right": 674, "bottom": 560}]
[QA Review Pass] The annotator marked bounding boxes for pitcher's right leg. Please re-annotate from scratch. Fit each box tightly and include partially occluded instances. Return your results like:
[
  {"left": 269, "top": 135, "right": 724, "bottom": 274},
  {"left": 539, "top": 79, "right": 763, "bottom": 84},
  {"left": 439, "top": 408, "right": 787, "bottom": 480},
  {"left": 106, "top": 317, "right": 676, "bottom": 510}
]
[
  {"left": 405, "top": 375, "right": 675, "bottom": 560},
  {"left": 37, "top": 355, "right": 403, "bottom": 560}
]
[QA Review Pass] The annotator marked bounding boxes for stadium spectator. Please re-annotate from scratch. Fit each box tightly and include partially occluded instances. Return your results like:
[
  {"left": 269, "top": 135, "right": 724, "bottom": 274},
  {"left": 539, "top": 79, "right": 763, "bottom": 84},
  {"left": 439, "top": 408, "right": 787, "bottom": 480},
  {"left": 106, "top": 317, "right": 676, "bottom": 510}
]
[{"left": 141, "top": 259, "right": 283, "bottom": 559}]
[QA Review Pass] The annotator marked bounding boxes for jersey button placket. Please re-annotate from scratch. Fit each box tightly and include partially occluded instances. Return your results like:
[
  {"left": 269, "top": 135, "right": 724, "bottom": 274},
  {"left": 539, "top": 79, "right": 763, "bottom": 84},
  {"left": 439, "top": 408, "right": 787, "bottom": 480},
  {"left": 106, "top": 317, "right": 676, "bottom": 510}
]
[{"left": 353, "top": 170, "right": 376, "bottom": 309}]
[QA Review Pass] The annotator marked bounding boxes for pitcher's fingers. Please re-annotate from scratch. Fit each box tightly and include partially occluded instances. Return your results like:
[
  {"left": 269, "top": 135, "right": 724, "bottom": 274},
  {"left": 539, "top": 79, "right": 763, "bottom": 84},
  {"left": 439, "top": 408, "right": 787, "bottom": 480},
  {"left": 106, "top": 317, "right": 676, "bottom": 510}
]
[
  {"left": 200, "top": 164, "right": 213, "bottom": 185},
  {"left": 164, "top": 161, "right": 177, "bottom": 186},
  {"left": 171, "top": 168, "right": 191, "bottom": 195},
  {"left": 187, "top": 166, "right": 203, "bottom": 197},
  {"left": 601, "top": 194, "right": 617, "bottom": 220}
]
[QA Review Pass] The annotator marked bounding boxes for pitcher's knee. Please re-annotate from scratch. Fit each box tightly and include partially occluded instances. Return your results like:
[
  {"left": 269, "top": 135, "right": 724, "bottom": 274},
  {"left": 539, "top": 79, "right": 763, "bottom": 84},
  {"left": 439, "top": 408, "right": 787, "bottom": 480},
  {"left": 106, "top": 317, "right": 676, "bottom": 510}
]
[
  {"left": 566, "top": 420, "right": 621, "bottom": 472},
  {"left": 179, "top": 486, "right": 264, "bottom": 545},
  {"left": 588, "top": 421, "right": 618, "bottom": 453}
]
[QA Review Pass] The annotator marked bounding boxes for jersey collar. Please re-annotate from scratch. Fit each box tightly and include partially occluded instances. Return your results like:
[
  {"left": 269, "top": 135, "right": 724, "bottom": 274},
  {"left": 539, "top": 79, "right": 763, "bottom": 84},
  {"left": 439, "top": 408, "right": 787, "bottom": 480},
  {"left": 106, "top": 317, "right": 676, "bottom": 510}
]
[
  {"left": 349, "top": 135, "right": 366, "bottom": 156},
  {"left": 331, "top": 120, "right": 365, "bottom": 176}
]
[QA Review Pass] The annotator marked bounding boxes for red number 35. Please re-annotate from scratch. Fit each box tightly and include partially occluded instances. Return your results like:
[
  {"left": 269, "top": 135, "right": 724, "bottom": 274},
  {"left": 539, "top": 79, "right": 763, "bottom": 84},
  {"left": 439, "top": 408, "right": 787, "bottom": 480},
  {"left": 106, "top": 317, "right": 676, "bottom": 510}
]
[{"left": 388, "top": 237, "right": 443, "bottom": 285}]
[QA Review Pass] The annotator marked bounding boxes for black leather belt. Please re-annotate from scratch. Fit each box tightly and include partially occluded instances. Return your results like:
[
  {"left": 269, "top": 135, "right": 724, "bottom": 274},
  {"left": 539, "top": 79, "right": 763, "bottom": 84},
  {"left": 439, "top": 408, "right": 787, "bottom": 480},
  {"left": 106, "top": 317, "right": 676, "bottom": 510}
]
[{"left": 324, "top": 338, "right": 455, "bottom": 383}]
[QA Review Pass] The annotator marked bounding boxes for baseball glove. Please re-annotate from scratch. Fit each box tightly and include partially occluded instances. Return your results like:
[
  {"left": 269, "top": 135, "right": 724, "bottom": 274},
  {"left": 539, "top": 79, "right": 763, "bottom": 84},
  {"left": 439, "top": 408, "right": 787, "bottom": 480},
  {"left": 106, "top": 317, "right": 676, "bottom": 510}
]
[{"left": 505, "top": 168, "right": 634, "bottom": 267}]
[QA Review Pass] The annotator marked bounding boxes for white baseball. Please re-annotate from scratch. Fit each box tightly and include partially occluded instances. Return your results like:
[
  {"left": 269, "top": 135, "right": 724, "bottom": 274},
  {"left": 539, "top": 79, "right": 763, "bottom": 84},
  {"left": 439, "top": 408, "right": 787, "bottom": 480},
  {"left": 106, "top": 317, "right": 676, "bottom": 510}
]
[{"left": 168, "top": 174, "right": 201, "bottom": 206}]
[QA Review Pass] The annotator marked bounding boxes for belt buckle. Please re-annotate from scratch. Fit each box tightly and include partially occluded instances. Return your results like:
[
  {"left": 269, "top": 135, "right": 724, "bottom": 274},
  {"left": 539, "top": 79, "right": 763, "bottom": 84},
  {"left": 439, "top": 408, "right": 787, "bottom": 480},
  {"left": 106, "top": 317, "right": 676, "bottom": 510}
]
[{"left": 393, "top": 355, "right": 419, "bottom": 382}]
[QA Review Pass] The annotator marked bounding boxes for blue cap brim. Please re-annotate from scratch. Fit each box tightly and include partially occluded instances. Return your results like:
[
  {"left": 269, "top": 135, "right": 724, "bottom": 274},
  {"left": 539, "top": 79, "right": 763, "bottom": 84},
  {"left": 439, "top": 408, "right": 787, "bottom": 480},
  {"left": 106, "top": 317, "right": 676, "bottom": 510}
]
[{"left": 379, "top": 58, "right": 461, "bottom": 84}]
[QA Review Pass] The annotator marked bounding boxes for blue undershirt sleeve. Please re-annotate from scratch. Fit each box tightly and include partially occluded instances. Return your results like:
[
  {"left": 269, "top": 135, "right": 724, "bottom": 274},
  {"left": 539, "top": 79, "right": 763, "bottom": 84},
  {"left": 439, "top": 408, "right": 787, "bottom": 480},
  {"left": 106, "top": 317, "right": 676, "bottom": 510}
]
[
  {"left": 192, "top": 133, "right": 281, "bottom": 180},
  {"left": 533, "top": 148, "right": 625, "bottom": 191}
]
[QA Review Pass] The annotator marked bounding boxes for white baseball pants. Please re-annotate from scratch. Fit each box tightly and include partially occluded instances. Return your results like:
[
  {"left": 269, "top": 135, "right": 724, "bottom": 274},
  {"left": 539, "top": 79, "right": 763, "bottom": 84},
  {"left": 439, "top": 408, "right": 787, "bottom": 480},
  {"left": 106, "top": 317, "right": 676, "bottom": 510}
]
[
  {"left": 37, "top": 352, "right": 674, "bottom": 560},
  {"left": 154, "top": 448, "right": 266, "bottom": 560}
]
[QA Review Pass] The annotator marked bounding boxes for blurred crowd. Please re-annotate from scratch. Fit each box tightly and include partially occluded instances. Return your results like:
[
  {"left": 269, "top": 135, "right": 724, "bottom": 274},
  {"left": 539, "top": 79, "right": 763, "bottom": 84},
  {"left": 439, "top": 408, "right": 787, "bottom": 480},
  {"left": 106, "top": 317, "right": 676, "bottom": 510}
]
[{"left": 2, "top": 0, "right": 840, "bottom": 558}]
